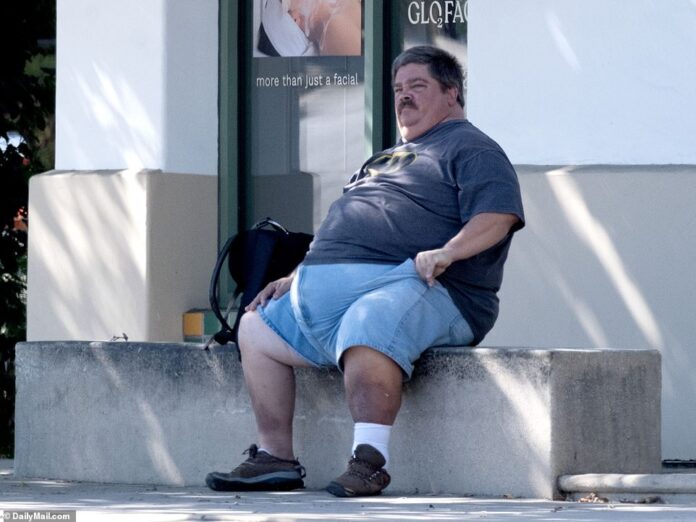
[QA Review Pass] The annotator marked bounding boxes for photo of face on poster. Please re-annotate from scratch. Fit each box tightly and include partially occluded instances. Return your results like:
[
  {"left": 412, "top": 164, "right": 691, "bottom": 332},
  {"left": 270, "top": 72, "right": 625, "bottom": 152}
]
[{"left": 254, "top": 0, "right": 362, "bottom": 57}]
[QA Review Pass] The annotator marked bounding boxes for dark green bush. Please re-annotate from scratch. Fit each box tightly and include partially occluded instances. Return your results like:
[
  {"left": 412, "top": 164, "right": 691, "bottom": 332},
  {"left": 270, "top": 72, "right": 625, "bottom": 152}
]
[{"left": 0, "top": 0, "right": 55, "bottom": 457}]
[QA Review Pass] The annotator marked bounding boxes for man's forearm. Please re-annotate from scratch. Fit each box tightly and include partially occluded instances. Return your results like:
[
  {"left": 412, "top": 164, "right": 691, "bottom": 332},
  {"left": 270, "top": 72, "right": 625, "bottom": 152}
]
[
  {"left": 442, "top": 212, "right": 519, "bottom": 261},
  {"left": 414, "top": 212, "right": 519, "bottom": 286}
]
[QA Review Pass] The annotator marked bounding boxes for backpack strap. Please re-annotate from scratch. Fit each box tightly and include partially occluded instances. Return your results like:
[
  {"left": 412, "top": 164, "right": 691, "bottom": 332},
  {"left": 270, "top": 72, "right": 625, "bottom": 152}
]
[
  {"left": 207, "top": 234, "right": 238, "bottom": 348},
  {"left": 254, "top": 217, "right": 289, "bottom": 234},
  {"left": 206, "top": 217, "right": 287, "bottom": 349},
  {"left": 206, "top": 218, "right": 312, "bottom": 351}
]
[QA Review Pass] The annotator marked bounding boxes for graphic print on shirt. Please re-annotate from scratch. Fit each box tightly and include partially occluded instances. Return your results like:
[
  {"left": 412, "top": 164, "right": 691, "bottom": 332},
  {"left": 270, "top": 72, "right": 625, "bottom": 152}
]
[{"left": 364, "top": 151, "right": 418, "bottom": 177}]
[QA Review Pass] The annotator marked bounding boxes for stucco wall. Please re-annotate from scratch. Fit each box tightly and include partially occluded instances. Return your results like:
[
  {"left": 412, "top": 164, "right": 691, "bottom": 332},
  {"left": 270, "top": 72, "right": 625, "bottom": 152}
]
[
  {"left": 31, "top": 1, "right": 221, "bottom": 343},
  {"left": 468, "top": 0, "right": 696, "bottom": 164},
  {"left": 55, "top": 0, "right": 218, "bottom": 174},
  {"left": 41, "top": 0, "right": 696, "bottom": 459},
  {"left": 485, "top": 166, "right": 696, "bottom": 459},
  {"left": 467, "top": 1, "right": 696, "bottom": 457},
  {"left": 27, "top": 170, "right": 216, "bottom": 342}
]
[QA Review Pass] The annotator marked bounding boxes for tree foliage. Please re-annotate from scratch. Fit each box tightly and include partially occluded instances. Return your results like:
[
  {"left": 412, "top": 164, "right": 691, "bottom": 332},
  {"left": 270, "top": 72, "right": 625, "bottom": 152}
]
[{"left": 0, "top": 0, "right": 56, "bottom": 457}]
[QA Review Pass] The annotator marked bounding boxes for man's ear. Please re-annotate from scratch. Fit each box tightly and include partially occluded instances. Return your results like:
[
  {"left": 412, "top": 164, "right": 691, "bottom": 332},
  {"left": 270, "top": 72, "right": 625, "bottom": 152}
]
[{"left": 447, "top": 86, "right": 459, "bottom": 106}]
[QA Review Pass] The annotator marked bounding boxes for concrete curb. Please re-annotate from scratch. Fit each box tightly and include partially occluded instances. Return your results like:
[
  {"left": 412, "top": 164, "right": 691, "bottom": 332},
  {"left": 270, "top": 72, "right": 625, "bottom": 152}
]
[{"left": 559, "top": 473, "right": 696, "bottom": 494}]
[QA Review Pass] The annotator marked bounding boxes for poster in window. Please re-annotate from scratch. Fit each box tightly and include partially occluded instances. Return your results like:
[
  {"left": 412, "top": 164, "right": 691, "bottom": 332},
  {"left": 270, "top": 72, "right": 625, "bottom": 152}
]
[{"left": 254, "top": 0, "right": 363, "bottom": 57}]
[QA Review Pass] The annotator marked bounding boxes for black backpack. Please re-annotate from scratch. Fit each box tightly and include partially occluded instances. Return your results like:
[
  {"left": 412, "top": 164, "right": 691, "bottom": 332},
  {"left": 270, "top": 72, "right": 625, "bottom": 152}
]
[{"left": 208, "top": 218, "right": 313, "bottom": 346}]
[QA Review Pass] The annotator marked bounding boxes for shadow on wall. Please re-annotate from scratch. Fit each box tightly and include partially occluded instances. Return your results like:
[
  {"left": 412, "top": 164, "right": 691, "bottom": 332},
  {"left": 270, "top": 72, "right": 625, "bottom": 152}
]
[
  {"left": 28, "top": 170, "right": 148, "bottom": 341},
  {"left": 475, "top": 352, "right": 551, "bottom": 493},
  {"left": 488, "top": 165, "right": 696, "bottom": 457},
  {"left": 398, "top": 350, "right": 552, "bottom": 496},
  {"left": 492, "top": 167, "right": 690, "bottom": 353},
  {"left": 91, "top": 346, "right": 184, "bottom": 484},
  {"left": 61, "top": 63, "right": 161, "bottom": 170},
  {"left": 542, "top": 167, "right": 661, "bottom": 349}
]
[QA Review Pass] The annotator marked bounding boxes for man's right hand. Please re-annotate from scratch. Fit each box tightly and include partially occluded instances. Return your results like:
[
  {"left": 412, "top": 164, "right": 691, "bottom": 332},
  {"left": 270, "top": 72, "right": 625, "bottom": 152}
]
[{"left": 245, "top": 274, "right": 295, "bottom": 312}]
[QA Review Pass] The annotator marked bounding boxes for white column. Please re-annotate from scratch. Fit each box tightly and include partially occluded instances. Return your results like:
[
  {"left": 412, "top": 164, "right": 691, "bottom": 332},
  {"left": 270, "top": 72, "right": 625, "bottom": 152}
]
[
  {"left": 28, "top": 0, "right": 219, "bottom": 342},
  {"left": 55, "top": 0, "right": 218, "bottom": 174}
]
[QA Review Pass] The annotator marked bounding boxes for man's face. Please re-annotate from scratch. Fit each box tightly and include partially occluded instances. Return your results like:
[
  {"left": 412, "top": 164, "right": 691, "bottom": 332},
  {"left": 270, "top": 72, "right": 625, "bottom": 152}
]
[{"left": 393, "top": 63, "right": 459, "bottom": 141}]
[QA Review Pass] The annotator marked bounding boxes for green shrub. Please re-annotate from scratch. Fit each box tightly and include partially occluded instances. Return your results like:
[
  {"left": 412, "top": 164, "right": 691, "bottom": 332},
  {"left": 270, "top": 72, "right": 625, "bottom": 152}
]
[{"left": 0, "top": 0, "right": 55, "bottom": 458}]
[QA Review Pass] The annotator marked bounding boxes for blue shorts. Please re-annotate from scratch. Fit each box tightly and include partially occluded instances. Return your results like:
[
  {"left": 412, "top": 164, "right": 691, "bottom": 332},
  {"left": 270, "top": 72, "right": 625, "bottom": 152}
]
[{"left": 257, "top": 259, "right": 474, "bottom": 378}]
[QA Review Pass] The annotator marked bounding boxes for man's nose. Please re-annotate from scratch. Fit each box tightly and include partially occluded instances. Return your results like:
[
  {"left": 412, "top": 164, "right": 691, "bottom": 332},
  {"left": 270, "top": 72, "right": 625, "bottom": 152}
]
[{"left": 399, "top": 91, "right": 412, "bottom": 103}]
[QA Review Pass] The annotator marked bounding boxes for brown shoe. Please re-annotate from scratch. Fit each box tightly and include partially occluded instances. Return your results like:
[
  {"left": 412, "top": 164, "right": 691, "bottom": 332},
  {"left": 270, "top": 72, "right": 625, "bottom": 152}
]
[
  {"left": 206, "top": 444, "right": 306, "bottom": 491},
  {"left": 326, "top": 444, "right": 391, "bottom": 497}
]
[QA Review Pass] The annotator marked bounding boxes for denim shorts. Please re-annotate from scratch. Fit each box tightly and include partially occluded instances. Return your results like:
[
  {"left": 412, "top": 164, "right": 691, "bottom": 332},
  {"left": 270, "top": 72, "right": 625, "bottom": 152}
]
[{"left": 257, "top": 259, "right": 474, "bottom": 378}]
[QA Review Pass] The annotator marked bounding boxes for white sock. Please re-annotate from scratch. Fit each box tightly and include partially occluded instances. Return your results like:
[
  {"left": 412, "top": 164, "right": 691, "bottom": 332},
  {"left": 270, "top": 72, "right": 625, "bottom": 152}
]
[{"left": 352, "top": 422, "right": 392, "bottom": 468}]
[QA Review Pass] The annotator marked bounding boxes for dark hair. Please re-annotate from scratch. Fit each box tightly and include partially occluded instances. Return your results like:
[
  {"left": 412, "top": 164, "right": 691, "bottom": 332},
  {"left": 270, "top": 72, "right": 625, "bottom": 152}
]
[{"left": 391, "top": 45, "right": 465, "bottom": 108}]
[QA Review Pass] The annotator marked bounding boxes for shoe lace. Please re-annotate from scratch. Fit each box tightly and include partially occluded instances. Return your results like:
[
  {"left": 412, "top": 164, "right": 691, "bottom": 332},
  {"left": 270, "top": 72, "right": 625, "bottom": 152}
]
[
  {"left": 242, "top": 444, "right": 259, "bottom": 459},
  {"left": 241, "top": 444, "right": 306, "bottom": 478},
  {"left": 346, "top": 455, "right": 382, "bottom": 480}
]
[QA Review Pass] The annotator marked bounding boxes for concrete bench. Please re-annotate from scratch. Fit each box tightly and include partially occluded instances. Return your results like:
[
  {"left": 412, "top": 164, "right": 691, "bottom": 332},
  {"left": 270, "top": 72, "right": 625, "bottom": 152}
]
[{"left": 14, "top": 342, "right": 661, "bottom": 498}]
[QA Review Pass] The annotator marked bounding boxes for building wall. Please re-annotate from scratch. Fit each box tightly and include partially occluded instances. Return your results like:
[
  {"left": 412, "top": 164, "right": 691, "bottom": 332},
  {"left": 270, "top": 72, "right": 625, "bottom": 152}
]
[
  {"left": 28, "top": 0, "right": 219, "bottom": 342},
  {"left": 485, "top": 166, "right": 696, "bottom": 459},
  {"left": 468, "top": 0, "right": 696, "bottom": 457},
  {"left": 55, "top": 0, "right": 218, "bottom": 175},
  {"left": 34, "top": 0, "right": 695, "bottom": 457},
  {"left": 27, "top": 169, "right": 216, "bottom": 342},
  {"left": 468, "top": 0, "right": 696, "bottom": 165}
]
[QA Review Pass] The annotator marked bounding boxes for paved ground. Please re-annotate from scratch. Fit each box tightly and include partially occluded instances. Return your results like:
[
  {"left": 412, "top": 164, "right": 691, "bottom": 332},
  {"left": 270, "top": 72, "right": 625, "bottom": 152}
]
[{"left": 3, "top": 460, "right": 696, "bottom": 521}]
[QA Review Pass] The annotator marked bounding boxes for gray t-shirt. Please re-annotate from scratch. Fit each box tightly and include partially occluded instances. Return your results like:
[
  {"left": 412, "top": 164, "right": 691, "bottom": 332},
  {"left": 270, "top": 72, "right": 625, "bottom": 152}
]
[{"left": 303, "top": 119, "right": 525, "bottom": 344}]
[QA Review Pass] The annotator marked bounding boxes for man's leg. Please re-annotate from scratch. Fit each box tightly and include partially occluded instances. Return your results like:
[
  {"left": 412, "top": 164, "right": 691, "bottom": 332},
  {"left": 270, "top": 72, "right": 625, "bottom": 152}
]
[
  {"left": 326, "top": 345, "right": 401, "bottom": 497},
  {"left": 343, "top": 345, "right": 402, "bottom": 461},
  {"left": 342, "top": 345, "right": 402, "bottom": 425},
  {"left": 205, "top": 310, "right": 313, "bottom": 492},
  {"left": 237, "top": 310, "right": 313, "bottom": 460}
]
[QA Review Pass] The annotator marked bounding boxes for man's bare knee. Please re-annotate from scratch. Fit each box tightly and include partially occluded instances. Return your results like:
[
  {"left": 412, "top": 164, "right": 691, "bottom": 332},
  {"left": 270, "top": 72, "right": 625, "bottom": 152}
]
[
  {"left": 237, "top": 311, "right": 262, "bottom": 355},
  {"left": 238, "top": 311, "right": 313, "bottom": 368},
  {"left": 342, "top": 346, "right": 403, "bottom": 425}
]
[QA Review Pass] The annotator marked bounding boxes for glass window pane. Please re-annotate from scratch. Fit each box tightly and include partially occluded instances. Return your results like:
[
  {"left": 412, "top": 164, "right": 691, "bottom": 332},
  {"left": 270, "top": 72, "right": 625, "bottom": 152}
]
[{"left": 248, "top": 0, "right": 366, "bottom": 233}]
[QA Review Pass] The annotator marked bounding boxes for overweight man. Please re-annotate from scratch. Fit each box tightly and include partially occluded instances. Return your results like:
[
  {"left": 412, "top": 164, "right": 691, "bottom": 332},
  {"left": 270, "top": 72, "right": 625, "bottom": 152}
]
[{"left": 206, "top": 45, "right": 524, "bottom": 497}]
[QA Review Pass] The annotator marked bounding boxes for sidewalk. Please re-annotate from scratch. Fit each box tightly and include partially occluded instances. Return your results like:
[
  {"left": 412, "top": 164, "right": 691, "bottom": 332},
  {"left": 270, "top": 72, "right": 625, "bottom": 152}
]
[{"left": 3, "top": 460, "right": 696, "bottom": 521}]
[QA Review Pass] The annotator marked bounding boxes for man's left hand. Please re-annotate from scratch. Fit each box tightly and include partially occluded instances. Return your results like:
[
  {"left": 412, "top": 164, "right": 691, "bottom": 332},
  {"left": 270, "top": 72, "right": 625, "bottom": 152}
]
[
  {"left": 414, "top": 248, "right": 454, "bottom": 287},
  {"left": 414, "top": 213, "right": 520, "bottom": 287}
]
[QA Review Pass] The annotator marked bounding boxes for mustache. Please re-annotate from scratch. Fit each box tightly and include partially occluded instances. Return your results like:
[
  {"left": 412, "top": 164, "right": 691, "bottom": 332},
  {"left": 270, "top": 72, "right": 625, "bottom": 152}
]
[{"left": 398, "top": 100, "right": 417, "bottom": 112}]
